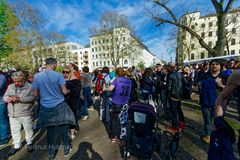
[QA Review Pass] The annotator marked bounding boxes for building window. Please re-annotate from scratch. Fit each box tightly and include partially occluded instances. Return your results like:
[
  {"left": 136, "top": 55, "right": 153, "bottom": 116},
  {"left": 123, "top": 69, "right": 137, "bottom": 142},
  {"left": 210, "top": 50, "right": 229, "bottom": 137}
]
[
  {"left": 201, "top": 32, "right": 205, "bottom": 38},
  {"left": 92, "top": 55, "right": 94, "bottom": 58},
  {"left": 201, "top": 23, "right": 205, "bottom": 28},
  {"left": 209, "top": 22, "right": 213, "bottom": 27},
  {"left": 231, "top": 50, "right": 235, "bottom": 55},
  {"left": 208, "top": 41, "right": 212, "bottom": 48},
  {"left": 96, "top": 55, "right": 98, "bottom": 59},
  {"left": 209, "top": 31, "right": 212, "bottom": 37},
  {"left": 191, "top": 53, "right": 194, "bottom": 60},
  {"left": 232, "top": 28, "right": 236, "bottom": 34},
  {"left": 191, "top": 44, "right": 195, "bottom": 49},
  {"left": 100, "top": 61, "right": 102, "bottom": 66},
  {"left": 224, "top": 50, "right": 227, "bottom": 55},
  {"left": 92, "top": 42, "right": 94, "bottom": 45},
  {"left": 95, "top": 41, "right": 97, "bottom": 45},
  {"left": 123, "top": 37, "right": 126, "bottom": 41},
  {"left": 201, "top": 52, "right": 205, "bottom": 59},
  {"left": 124, "top": 60, "right": 128, "bottom": 65},
  {"left": 108, "top": 61, "right": 110, "bottom": 65},
  {"left": 93, "top": 62, "right": 95, "bottom": 66},
  {"left": 232, "top": 17, "right": 237, "bottom": 23},
  {"left": 104, "top": 61, "right": 106, "bottom": 66},
  {"left": 191, "top": 34, "right": 194, "bottom": 39},
  {"left": 96, "top": 62, "right": 98, "bottom": 66},
  {"left": 231, "top": 39, "right": 236, "bottom": 45},
  {"left": 92, "top": 48, "right": 94, "bottom": 52}
]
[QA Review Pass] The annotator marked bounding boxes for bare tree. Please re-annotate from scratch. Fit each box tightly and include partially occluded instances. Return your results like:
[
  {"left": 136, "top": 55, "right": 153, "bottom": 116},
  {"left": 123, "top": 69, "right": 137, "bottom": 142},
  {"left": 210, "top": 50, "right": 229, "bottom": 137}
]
[
  {"left": 89, "top": 11, "right": 143, "bottom": 68},
  {"left": 149, "top": 0, "right": 236, "bottom": 58}
]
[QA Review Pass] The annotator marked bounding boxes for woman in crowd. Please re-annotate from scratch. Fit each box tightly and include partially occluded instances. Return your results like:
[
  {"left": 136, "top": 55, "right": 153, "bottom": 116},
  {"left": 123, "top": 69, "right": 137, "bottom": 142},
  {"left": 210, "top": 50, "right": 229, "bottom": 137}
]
[
  {"left": 81, "top": 66, "right": 93, "bottom": 120},
  {"left": 108, "top": 68, "right": 132, "bottom": 142},
  {"left": 126, "top": 68, "right": 138, "bottom": 104},
  {"left": 140, "top": 67, "right": 156, "bottom": 102},
  {"left": 62, "top": 67, "right": 81, "bottom": 139},
  {"left": 182, "top": 66, "right": 193, "bottom": 100}
]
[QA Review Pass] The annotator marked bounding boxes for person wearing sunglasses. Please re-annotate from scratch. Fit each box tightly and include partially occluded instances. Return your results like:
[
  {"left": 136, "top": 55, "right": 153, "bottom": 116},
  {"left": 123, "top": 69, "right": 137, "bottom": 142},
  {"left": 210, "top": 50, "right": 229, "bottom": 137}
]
[
  {"left": 3, "top": 71, "right": 35, "bottom": 157},
  {"left": 62, "top": 67, "right": 81, "bottom": 139}
]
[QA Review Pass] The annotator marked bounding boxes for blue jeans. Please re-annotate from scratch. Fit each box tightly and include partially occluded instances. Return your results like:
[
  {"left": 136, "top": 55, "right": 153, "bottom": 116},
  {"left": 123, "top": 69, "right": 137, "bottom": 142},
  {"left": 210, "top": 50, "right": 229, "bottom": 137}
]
[
  {"left": 169, "top": 99, "right": 184, "bottom": 129},
  {"left": 82, "top": 87, "right": 93, "bottom": 116},
  {"left": 47, "top": 124, "right": 71, "bottom": 156},
  {"left": 160, "top": 88, "right": 169, "bottom": 113},
  {"left": 201, "top": 107, "right": 214, "bottom": 136},
  {"left": 0, "top": 102, "right": 10, "bottom": 142}
]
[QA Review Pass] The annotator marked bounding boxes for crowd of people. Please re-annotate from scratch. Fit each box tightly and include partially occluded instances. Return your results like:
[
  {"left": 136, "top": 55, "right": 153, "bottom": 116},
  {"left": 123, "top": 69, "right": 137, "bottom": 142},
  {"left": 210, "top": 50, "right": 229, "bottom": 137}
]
[{"left": 0, "top": 57, "right": 240, "bottom": 159}]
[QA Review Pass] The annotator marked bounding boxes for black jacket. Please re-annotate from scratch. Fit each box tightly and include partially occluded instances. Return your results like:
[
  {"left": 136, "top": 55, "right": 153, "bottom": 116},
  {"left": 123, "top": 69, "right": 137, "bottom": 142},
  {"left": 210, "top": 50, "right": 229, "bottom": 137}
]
[
  {"left": 140, "top": 75, "right": 155, "bottom": 93},
  {"left": 166, "top": 71, "right": 183, "bottom": 99}
]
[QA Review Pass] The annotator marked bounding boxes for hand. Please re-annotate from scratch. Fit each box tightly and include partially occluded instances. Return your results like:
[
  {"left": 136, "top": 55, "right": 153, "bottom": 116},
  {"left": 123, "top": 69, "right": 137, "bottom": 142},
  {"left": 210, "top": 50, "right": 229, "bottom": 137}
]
[
  {"left": 215, "top": 77, "right": 223, "bottom": 87},
  {"left": 6, "top": 97, "right": 14, "bottom": 103},
  {"left": 215, "top": 105, "right": 224, "bottom": 117},
  {"left": 212, "top": 123, "right": 217, "bottom": 131},
  {"left": 14, "top": 96, "right": 20, "bottom": 103}
]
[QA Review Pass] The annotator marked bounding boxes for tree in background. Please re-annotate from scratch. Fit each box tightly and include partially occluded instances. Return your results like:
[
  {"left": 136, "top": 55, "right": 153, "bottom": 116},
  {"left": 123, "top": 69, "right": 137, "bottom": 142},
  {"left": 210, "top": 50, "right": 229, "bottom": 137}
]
[
  {"left": 89, "top": 11, "right": 144, "bottom": 68},
  {"left": 0, "top": 0, "right": 19, "bottom": 62},
  {"left": 149, "top": 0, "right": 236, "bottom": 58},
  {"left": 5, "top": 0, "right": 66, "bottom": 71}
]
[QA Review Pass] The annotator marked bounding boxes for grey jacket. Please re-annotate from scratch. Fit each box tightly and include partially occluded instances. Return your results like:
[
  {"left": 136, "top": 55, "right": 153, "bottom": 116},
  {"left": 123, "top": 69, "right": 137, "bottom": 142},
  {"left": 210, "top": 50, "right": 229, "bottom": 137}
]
[{"left": 3, "top": 82, "right": 35, "bottom": 118}]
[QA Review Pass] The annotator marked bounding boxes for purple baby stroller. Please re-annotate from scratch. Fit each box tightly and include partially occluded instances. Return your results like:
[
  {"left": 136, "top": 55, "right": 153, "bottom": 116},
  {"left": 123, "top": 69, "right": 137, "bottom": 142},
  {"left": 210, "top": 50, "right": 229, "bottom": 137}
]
[{"left": 119, "top": 102, "right": 161, "bottom": 160}]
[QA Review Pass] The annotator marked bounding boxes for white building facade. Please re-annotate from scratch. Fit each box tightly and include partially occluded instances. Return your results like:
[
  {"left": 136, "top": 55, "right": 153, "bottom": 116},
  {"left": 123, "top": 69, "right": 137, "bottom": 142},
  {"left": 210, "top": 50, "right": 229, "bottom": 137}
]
[
  {"left": 81, "top": 27, "right": 161, "bottom": 71},
  {"left": 177, "top": 9, "right": 240, "bottom": 63}
]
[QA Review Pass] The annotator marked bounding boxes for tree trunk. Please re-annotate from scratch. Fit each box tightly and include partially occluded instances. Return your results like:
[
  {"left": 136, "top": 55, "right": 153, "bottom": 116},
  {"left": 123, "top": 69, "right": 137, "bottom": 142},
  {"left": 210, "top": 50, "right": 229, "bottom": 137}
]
[{"left": 215, "top": 13, "right": 227, "bottom": 57}]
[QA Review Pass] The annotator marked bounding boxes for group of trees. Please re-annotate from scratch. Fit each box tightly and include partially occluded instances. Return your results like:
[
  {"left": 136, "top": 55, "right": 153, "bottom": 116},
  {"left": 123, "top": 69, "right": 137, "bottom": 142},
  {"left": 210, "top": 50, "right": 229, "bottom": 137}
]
[{"left": 0, "top": 0, "right": 65, "bottom": 71}]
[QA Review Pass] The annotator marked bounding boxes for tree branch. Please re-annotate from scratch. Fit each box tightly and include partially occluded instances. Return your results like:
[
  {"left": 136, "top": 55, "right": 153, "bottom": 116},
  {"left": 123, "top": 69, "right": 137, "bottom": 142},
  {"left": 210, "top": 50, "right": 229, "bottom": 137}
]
[
  {"left": 154, "top": 0, "right": 178, "bottom": 22},
  {"left": 211, "top": 0, "right": 222, "bottom": 13},
  {"left": 224, "top": 0, "right": 235, "bottom": 13}
]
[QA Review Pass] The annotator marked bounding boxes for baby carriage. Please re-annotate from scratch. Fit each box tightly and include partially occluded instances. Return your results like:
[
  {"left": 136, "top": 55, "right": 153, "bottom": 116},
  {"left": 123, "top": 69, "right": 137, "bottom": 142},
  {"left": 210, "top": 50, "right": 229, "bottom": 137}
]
[{"left": 119, "top": 102, "right": 161, "bottom": 160}]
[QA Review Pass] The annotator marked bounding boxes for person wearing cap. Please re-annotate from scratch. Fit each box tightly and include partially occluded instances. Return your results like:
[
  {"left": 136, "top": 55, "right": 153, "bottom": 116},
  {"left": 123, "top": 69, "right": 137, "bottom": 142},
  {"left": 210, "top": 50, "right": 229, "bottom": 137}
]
[{"left": 3, "top": 71, "right": 35, "bottom": 157}]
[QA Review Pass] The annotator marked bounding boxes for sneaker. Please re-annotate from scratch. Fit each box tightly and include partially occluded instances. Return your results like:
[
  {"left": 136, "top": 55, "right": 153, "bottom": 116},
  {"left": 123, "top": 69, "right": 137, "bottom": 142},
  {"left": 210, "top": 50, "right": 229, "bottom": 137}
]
[
  {"left": 64, "top": 147, "right": 72, "bottom": 158},
  {"left": 71, "top": 134, "right": 76, "bottom": 140},
  {"left": 5, "top": 147, "right": 21, "bottom": 158},
  {"left": 111, "top": 137, "right": 116, "bottom": 143},
  {"left": 88, "top": 107, "right": 94, "bottom": 111},
  {"left": 27, "top": 144, "right": 34, "bottom": 152},
  {"left": 179, "top": 121, "right": 186, "bottom": 129},
  {"left": 82, "top": 115, "right": 89, "bottom": 121},
  {"left": 202, "top": 136, "right": 210, "bottom": 144}
]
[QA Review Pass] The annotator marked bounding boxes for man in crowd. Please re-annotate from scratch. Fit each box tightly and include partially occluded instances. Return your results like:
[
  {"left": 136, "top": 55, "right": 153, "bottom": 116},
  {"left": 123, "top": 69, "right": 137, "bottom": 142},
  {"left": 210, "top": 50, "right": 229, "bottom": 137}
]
[
  {"left": 199, "top": 59, "right": 225, "bottom": 143},
  {"left": 3, "top": 71, "right": 35, "bottom": 157},
  {"left": 166, "top": 63, "right": 184, "bottom": 131},
  {"left": 32, "top": 58, "right": 76, "bottom": 159},
  {"left": 0, "top": 70, "right": 10, "bottom": 147}
]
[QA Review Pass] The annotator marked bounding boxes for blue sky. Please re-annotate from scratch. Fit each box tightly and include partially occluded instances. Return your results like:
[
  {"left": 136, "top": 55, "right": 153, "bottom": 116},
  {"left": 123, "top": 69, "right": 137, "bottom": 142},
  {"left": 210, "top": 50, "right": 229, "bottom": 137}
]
[{"left": 23, "top": 0, "right": 239, "bottom": 62}]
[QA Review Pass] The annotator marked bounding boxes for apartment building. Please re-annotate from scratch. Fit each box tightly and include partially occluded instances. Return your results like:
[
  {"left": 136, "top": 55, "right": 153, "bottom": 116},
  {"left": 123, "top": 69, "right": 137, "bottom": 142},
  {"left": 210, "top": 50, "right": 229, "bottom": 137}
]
[
  {"left": 86, "top": 27, "right": 161, "bottom": 71},
  {"left": 177, "top": 8, "right": 240, "bottom": 63}
]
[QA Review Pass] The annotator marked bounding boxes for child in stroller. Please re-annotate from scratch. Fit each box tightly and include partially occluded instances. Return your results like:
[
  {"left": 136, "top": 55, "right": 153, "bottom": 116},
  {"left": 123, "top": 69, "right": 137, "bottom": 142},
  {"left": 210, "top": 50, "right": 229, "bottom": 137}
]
[{"left": 119, "top": 102, "right": 161, "bottom": 160}]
